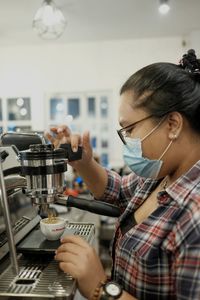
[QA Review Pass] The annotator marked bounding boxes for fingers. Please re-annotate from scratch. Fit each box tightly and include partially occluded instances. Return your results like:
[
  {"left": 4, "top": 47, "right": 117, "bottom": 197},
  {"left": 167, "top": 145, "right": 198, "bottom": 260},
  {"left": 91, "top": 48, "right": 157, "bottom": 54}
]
[
  {"left": 45, "top": 126, "right": 92, "bottom": 165},
  {"left": 45, "top": 132, "right": 54, "bottom": 144},
  {"left": 54, "top": 235, "right": 106, "bottom": 297},
  {"left": 56, "top": 241, "right": 84, "bottom": 255},
  {"left": 55, "top": 251, "right": 78, "bottom": 265},
  {"left": 46, "top": 125, "right": 70, "bottom": 135},
  {"left": 57, "top": 126, "right": 71, "bottom": 137},
  {"left": 70, "top": 134, "right": 82, "bottom": 152},
  {"left": 55, "top": 242, "right": 89, "bottom": 278},
  {"left": 59, "top": 262, "right": 77, "bottom": 277},
  {"left": 44, "top": 132, "right": 60, "bottom": 148},
  {"left": 50, "top": 127, "right": 71, "bottom": 141},
  {"left": 60, "top": 235, "right": 89, "bottom": 248},
  {"left": 82, "top": 131, "right": 91, "bottom": 149},
  {"left": 55, "top": 236, "right": 92, "bottom": 267},
  {"left": 45, "top": 125, "right": 83, "bottom": 151},
  {"left": 44, "top": 125, "right": 71, "bottom": 148}
]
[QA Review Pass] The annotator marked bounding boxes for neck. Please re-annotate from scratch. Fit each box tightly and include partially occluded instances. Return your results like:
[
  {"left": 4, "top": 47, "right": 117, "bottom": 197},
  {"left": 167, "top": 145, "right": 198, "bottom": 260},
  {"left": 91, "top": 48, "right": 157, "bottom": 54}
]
[
  {"left": 169, "top": 151, "right": 200, "bottom": 184},
  {"left": 166, "top": 133, "right": 200, "bottom": 184},
  {"left": 159, "top": 176, "right": 169, "bottom": 191}
]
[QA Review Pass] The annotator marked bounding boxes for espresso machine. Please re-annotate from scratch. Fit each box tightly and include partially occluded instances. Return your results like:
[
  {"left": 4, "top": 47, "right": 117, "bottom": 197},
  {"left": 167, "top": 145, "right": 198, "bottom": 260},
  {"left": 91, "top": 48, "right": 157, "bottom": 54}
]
[{"left": 0, "top": 133, "right": 120, "bottom": 299}]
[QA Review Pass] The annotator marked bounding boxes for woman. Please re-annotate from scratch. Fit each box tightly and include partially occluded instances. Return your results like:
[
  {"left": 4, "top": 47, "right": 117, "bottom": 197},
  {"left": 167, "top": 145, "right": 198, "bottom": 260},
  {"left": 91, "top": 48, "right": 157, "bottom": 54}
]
[{"left": 47, "top": 49, "right": 200, "bottom": 300}]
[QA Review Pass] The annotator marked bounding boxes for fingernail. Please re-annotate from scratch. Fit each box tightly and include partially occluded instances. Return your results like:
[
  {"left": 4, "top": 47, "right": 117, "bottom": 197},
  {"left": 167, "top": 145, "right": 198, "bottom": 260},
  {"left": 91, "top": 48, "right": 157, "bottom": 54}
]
[
  {"left": 57, "top": 128, "right": 63, "bottom": 133},
  {"left": 72, "top": 146, "right": 77, "bottom": 152}
]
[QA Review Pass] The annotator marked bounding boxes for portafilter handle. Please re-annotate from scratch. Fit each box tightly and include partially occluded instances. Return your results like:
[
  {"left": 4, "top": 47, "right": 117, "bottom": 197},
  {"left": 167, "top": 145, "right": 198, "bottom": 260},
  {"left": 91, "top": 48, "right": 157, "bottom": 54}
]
[
  {"left": 56, "top": 195, "right": 121, "bottom": 218},
  {"left": 59, "top": 144, "right": 82, "bottom": 162}
]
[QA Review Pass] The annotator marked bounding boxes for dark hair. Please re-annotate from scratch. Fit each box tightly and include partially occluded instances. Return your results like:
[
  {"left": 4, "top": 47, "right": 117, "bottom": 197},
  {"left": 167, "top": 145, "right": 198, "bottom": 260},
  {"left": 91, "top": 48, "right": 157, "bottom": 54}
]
[{"left": 120, "top": 49, "right": 200, "bottom": 133}]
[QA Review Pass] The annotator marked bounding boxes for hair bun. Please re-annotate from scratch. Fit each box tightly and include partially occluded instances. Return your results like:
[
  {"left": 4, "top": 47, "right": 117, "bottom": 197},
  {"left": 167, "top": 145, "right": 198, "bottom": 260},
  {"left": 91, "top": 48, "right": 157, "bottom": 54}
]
[{"left": 179, "top": 49, "right": 200, "bottom": 82}]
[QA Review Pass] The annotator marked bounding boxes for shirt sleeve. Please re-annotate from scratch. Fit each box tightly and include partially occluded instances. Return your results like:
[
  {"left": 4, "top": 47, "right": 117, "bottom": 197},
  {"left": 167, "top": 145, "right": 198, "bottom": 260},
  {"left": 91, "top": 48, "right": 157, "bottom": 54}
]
[
  {"left": 174, "top": 211, "right": 200, "bottom": 300},
  {"left": 98, "top": 169, "right": 141, "bottom": 210}
]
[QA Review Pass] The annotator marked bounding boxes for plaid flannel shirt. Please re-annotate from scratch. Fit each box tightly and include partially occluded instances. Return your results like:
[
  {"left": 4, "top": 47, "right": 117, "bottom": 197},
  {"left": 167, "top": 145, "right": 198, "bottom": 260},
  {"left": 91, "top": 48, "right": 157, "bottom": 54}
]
[{"left": 99, "top": 161, "right": 200, "bottom": 300}]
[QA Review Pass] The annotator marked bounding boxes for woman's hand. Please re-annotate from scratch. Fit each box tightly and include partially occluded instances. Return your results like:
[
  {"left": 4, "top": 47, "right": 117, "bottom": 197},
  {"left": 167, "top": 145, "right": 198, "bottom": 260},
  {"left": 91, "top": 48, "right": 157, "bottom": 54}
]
[
  {"left": 45, "top": 125, "right": 108, "bottom": 198},
  {"left": 45, "top": 125, "right": 71, "bottom": 148},
  {"left": 55, "top": 235, "right": 107, "bottom": 299},
  {"left": 45, "top": 125, "right": 93, "bottom": 168}
]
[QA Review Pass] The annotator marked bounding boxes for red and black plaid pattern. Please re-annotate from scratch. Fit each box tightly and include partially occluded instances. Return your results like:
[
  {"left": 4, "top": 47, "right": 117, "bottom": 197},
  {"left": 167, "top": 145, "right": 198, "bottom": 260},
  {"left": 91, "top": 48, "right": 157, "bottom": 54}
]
[{"left": 99, "top": 163, "right": 200, "bottom": 299}]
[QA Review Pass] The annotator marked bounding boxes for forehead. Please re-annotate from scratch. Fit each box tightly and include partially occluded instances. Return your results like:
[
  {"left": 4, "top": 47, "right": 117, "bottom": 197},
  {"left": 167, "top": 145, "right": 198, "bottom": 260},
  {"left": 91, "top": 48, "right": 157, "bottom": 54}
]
[{"left": 118, "top": 90, "right": 146, "bottom": 126}]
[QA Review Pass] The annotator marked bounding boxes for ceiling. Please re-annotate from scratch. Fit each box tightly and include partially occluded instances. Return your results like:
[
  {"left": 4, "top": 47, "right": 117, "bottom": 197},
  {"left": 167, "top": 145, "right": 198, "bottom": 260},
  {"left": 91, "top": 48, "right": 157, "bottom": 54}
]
[{"left": 0, "top": 0, "right": 200, "bottom": 46}]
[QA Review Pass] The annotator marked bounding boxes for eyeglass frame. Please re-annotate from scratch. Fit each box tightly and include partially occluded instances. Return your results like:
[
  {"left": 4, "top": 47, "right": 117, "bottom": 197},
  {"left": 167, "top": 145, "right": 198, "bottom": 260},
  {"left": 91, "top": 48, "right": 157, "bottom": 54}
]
[{"left": 117, "top": 114, "right": 159, "bottom": 145}]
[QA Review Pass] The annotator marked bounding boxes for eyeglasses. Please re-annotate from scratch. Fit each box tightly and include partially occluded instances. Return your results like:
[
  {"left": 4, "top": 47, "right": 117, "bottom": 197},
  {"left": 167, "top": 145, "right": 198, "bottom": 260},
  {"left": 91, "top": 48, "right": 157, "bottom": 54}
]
[{"left": 117, "top": 115, "right": 154, "bottom": 144}]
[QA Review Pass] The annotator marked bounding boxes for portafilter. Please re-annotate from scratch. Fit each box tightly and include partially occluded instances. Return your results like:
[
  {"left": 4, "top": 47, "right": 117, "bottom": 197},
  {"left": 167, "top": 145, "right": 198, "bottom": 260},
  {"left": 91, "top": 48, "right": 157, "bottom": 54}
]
[
  {"left": 19, "top": 143, "right": 120, "bottom": 218},
  {"left": 19, "top": 143, "right": 81, "bottom": 205}
]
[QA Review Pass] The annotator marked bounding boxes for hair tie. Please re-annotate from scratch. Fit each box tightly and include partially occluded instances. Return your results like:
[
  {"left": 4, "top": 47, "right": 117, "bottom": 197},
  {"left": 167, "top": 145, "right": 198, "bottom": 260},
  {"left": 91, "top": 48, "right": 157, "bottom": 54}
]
[
  {"left": 179, "top": 49, "right": 200, "bottom": 83},
  {"left": 179, "top": 48, "right": 200, "bottom": 71}
]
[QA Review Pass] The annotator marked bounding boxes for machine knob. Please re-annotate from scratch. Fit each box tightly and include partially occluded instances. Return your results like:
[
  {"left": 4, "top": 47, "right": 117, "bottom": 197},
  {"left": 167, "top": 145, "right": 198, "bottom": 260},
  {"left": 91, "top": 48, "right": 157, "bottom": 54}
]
[{"left": 0, "top": 150, "right": 9, "bottom": 161}]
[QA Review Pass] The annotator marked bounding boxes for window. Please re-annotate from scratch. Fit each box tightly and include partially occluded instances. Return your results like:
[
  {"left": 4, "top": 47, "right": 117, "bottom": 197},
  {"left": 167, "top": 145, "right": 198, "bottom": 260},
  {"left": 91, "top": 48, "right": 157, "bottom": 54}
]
[
  {"left": 50, "top": 98, "right": 64, "bottom": 121},
  {"left": 7, "top": 125, "right": 32, "bottom": 132},
  {"left": 101, "top": 153, "right": 109, "bottom": 167},
  {"left": 100, "top": 96, "right": 108, "bottom": 118},
  {"left": 0, "top": 97, "right": 33, "bottom": 133},
  {"left": 7, "top": 97, "right": 31, "bottom": 121},
  {"left": 87, "top": 97, "right": 96, "bottom": 117},
  {"left": 67, "top": 98, "right": 80, "bottom": 118},
  {"left": 101, "top": 139, "right": 108, "bottom": 148},
  {"left": 91, "top": 136, "right": 97, "bottom": 148},
  {"left": 46, "top": 91, "right": 112, "bottom": 167}
]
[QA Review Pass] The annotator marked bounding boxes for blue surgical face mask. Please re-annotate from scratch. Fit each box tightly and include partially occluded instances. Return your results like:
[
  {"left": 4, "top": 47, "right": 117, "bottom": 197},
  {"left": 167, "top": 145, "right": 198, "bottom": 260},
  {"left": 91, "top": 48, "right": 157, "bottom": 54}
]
[{"left": 123, "top": 121, "right": 173, "bottom": 179}]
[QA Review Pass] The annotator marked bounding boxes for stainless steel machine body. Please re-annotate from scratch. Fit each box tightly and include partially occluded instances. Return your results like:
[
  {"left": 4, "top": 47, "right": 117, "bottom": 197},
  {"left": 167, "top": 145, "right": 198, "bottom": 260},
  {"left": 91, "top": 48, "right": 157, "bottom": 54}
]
[
  {"left": 0, "top": 139, "right": 94, "bottom": 300},
  {"left": 19, "top": 144, "right": 68, "bottom": 205},
  {"left": 0, "top": 133, "right": 120, "bottom": 299},
  {"left": 18, "top": 143, "right": 120, "bottom": 217},
  {"left": 0, "top": 222, "right": 95, "bottom": 300}
]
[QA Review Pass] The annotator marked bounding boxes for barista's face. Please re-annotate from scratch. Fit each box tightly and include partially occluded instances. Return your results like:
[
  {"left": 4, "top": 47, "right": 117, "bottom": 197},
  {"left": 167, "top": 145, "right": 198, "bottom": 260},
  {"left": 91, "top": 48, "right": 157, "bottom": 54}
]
[
  {"left": 118, "top": 90, "right": 170, "bottom": 161},
  {"left": 118, "top": 90, "right": 199, "bottom": 180}
]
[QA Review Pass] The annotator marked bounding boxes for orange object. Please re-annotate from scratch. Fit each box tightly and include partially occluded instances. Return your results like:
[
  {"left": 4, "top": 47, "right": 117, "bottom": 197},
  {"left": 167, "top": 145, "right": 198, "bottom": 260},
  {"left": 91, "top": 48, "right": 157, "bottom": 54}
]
[{"left": 64, "top": 188, "right": 79, "bottom": 197}]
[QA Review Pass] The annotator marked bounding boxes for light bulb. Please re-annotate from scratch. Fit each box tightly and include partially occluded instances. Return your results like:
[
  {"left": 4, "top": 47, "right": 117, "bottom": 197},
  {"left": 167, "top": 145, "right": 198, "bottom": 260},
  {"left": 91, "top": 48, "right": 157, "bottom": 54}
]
[
  {"left": 42, "top": 4, "right": 55, "bottom": 27},
  {"left": 16, "top": 98, "right": 24, "bottom": 107},
  {"left": 20, "top": 108, "right": 27, "bottom": 116},
  {"left": 56, "top": 103, "right": 64, "bottom": 112},
  {"left": 159, "top": 0, "right": 170, "bottom": 14}
]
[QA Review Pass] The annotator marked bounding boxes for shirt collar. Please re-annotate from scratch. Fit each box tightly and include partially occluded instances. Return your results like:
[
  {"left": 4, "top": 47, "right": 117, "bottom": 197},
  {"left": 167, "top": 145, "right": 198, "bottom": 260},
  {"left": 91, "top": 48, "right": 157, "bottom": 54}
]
[{"left": 160, "top": 160, "right": 200, "bottom": 206}]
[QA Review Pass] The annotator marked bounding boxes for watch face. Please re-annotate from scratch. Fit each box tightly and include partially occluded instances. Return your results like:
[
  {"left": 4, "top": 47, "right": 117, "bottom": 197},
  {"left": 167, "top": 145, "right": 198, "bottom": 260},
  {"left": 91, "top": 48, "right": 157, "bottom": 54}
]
[{"left": 106, "top": 283, "right": 121, "bottom": 297}]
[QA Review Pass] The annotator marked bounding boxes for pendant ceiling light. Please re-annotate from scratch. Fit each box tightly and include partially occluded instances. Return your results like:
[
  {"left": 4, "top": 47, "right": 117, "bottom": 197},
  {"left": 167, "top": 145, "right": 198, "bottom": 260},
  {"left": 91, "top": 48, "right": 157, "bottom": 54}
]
[
  {"left": 33, "top": 0, "right": 67, "bottom": 39},
  {"left": 158, "top": 0, "right": 170, "bottom": 15}
]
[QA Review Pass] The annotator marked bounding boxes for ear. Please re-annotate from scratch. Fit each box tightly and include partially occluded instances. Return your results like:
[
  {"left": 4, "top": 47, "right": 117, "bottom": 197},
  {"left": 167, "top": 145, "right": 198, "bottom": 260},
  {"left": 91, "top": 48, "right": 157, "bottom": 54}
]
[{"left": 167, "top": 112, "right": 183, "bottom": 140}]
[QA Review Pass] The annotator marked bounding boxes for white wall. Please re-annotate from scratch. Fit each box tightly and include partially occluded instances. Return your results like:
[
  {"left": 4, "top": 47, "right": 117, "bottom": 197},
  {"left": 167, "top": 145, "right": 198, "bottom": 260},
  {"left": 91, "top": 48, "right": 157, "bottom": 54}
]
[{"left": 0, "top": 36, "right": 189, "bottom": 166}]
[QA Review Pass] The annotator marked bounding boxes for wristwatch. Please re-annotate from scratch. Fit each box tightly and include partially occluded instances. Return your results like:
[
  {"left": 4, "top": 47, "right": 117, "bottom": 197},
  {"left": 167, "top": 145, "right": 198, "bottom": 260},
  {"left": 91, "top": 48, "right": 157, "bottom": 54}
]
[{"left": 99, "top": 281, "right": 123, "bottom": 299}]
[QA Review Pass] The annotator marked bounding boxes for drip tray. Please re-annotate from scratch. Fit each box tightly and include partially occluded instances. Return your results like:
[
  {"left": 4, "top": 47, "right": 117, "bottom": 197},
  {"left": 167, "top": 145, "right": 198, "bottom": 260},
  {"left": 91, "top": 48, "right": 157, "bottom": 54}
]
[
  {"left": 0, "top": 256, "right": 75, "bottom": 299},
  {"left": 17, "top": 226, "right": 76, "bottom": 254},
  {"left": 17, "top": 222, "right": 95, "bottom": 254},
  {"left": 0, "top": 222, "right": 95, "bottom": 299}
]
